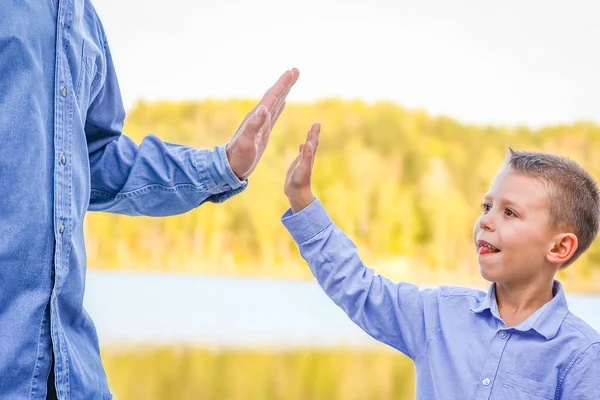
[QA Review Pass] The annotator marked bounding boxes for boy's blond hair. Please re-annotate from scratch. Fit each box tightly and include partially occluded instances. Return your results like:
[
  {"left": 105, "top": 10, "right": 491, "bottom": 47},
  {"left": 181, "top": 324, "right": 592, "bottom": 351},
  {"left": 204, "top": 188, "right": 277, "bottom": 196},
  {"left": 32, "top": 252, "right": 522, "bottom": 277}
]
[{"left": 506, "top": 148, "right": 600, "bottom": 268}]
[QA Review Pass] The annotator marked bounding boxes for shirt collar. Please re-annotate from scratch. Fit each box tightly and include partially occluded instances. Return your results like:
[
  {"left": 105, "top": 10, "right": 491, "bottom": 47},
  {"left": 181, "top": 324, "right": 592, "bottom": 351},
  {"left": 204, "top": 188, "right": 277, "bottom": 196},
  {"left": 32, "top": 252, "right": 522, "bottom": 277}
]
[
  {"left": 470, "top": 283, "right": 496, "bottom": 314},
  {"left": 470, "top": 280, "right": 569, "bottom": 340}
]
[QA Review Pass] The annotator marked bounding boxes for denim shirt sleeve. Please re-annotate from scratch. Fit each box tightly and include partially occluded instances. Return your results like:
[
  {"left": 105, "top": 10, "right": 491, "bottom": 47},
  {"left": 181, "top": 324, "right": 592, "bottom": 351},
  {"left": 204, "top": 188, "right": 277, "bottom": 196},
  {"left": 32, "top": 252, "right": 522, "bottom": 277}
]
[
  {"left": 84, "top": 28, "right": 247, "bottom": 216},
  {"left": 557, "top": 342, "right": 600, "bottom": 399},
  {"left": 281, "top": 198, "right": 441, "bottom": 360}
]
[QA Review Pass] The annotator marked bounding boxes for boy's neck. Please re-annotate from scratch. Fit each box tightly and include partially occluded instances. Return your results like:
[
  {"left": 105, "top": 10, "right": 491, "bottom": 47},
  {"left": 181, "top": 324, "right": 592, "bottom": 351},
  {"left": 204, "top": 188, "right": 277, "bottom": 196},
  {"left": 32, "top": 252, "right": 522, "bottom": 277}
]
[{"left": 494, "top": 278, "right": 555, "bottom": 327}]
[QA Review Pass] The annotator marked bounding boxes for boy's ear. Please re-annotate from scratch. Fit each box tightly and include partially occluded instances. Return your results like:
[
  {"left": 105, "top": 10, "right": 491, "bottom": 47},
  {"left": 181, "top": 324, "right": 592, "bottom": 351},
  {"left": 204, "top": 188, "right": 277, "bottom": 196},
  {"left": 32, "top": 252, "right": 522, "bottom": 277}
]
[{"left": 546, "top": 233, "right": 578, "bottom": 265}]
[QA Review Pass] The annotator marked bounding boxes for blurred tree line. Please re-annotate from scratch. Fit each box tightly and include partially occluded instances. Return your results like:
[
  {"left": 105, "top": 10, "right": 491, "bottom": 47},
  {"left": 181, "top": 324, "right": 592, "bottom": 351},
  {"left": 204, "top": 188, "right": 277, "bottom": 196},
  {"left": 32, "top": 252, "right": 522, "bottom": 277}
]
[{"left": 84, "top": 99, "right": 600, "bottom": 290}]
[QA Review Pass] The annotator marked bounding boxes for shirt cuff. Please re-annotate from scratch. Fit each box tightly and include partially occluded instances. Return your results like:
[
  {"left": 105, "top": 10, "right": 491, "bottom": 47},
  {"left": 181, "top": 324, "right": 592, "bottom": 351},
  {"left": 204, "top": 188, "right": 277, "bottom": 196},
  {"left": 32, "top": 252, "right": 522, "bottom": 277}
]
[
  {"left": 193, "top": 144, "right": 248, "bottom": 195},
  {"left": 281, "top": 198, "right": 333, "bottom": 244}
]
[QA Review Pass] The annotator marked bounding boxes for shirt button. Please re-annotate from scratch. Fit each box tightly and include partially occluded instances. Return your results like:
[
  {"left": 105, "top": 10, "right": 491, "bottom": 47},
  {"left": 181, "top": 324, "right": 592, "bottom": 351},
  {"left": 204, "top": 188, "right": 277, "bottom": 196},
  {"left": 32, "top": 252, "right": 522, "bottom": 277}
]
[
  {"left": 482, "top": 378, "right": 491, "bottom": 386},
  {"left": 498, "top": 331, "right": 507, "bottom": 339},
  {"left": 60, "top": 86, "right": 67, "bottom": 97},
  {"left": 60, "top": 154, "right": 66, "bottom": 165},
  {"left": 59, "top": 224, "right": 65, "bottom": 234}
]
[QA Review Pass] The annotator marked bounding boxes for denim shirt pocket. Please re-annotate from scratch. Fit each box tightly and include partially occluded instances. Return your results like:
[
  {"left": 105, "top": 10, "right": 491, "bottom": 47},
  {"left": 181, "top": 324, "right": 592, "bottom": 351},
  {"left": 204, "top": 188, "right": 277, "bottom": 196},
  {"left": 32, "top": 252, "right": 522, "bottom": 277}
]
[
  {"left": 76, "top": 39, "right": 103, "bottom": 114},
  {"left": 501, "top": 372, "right": 556, "bottom": 399}
]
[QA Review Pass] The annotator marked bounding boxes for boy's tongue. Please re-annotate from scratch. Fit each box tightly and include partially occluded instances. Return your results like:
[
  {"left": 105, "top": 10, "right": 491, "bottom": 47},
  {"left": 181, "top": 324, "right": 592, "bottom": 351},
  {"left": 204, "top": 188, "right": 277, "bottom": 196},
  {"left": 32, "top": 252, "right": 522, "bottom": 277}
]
[{"left": 479, "top": 246, "right": 500, "bottom": 255}]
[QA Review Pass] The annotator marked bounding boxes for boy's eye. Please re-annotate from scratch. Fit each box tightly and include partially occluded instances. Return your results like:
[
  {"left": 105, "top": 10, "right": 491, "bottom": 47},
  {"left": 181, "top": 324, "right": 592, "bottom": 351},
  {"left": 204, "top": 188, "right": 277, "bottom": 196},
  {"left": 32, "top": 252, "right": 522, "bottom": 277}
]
[
  {"left": 481, "top": 203, "right": 491, "bottom": 213},
  {"left": 505, "top": 208, "right": 517, "bottom": 217}
]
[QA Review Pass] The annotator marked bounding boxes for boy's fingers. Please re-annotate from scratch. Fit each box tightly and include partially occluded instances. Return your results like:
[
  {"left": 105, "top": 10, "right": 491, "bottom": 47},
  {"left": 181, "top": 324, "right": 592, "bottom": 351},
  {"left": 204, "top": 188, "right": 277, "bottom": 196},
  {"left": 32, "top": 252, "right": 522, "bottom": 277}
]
[
  {"left": 289, "top": 134, "right": 315, "bottom": 189},
  {"left": 287, "top": 144, "right": 303, "bottom": 173},
  {"left": 299, "top": 140, "right": 314, "bottom": 177},
  {"left": 303, "top": 123, "right": 320, "bottom": 156},
  {"left": 310, "top": 123, "right": 320, "bottom": 156}
]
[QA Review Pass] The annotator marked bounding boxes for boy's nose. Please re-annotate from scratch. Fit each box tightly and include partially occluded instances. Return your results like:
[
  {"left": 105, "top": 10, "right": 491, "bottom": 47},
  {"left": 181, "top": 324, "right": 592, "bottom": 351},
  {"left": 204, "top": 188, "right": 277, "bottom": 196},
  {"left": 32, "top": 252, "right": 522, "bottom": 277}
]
[{"left": 479, "top": 213, "right": 495, "bottom": 231}]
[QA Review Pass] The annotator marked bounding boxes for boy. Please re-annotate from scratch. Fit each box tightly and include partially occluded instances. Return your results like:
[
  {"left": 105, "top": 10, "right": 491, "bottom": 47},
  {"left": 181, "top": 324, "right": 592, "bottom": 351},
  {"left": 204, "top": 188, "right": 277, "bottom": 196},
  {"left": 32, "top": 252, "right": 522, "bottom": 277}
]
[{"left": 282, "top": 124, "right": 600, "bottom": 399}]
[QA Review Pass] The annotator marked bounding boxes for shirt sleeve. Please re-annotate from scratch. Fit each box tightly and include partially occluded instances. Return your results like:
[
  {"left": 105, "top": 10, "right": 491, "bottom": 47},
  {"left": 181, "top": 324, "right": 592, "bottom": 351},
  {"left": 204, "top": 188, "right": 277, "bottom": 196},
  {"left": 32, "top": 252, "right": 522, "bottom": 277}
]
[
  {"left": 558, "top": 342, "right": 600, "bottom": 399},
  {"left": 84, "top": 22, "right": 246, "bottom": 216},
  {"left": 281, "top": 198, "right": 441, "bottom": 360}
]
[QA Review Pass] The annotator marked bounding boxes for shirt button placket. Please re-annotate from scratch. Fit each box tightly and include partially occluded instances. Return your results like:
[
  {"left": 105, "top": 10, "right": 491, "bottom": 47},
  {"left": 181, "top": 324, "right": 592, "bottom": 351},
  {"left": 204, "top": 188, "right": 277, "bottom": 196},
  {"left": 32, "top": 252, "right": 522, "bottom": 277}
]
[{"left": 58, "top": 85, "right": 66, "bottom": 239}]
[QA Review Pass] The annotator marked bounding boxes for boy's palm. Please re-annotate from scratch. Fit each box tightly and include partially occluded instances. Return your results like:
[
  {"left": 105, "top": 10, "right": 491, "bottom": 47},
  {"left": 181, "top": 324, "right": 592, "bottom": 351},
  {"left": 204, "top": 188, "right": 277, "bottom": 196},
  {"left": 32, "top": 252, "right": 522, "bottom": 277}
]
[{"left": 284, "top": 123, "right": 320, "bottom": 207}]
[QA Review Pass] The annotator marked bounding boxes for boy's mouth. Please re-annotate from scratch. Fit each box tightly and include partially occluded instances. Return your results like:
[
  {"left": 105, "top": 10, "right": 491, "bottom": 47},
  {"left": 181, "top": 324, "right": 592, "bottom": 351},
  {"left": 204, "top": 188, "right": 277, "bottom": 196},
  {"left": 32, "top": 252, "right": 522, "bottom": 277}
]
[{"left": 477, "top": 240, "right": 500, "bottom": 255}]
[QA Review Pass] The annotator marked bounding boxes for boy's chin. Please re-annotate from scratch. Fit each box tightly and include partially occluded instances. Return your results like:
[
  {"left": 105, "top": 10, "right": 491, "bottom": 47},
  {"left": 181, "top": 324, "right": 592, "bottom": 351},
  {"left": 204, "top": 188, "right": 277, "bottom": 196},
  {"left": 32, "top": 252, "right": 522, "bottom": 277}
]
[
  {"left": 478, "top": 265, "right": 521, "bottom": 286},
  {"left": 479, "top": 269, "right": 498, "bottom": 283},
  {"left": 477, "top": 259, "right": 503, "bottom": 283}
]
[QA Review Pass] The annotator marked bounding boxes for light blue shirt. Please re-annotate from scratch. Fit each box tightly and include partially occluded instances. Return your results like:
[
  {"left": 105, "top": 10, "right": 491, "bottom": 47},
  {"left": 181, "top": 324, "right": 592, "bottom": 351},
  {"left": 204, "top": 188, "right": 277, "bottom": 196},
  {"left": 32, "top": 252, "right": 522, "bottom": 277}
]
[
  {"left": 0, "top": 1, "right": 245, "bottom": 399},
  {"left": 282, "top": 198, "right": 600, "bottom": 399}
]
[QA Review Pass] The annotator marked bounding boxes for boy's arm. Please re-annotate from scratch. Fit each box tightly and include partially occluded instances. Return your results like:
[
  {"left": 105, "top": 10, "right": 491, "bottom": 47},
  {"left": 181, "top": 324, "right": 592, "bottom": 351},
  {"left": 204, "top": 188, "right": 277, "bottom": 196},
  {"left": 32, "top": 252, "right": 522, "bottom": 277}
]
[
  {"left": 282, "top": 197, "right": 439, "bottom": 360},
  {"left": 282, "top": 124, "right": 440, "bottom": 361},
  {"left": 558, "top": 343, "right": 600, "bottom": 399},
  {"left": 85, "top": 11, "right": 297, "bottom": 216}
]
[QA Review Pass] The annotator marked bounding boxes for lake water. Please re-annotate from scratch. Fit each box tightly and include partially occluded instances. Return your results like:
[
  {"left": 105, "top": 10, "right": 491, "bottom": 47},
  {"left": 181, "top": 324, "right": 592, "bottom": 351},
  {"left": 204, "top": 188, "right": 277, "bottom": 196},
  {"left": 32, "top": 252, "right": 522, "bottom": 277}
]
[{"left": 83, "top": 270, "right": 600, "bottom": 348}]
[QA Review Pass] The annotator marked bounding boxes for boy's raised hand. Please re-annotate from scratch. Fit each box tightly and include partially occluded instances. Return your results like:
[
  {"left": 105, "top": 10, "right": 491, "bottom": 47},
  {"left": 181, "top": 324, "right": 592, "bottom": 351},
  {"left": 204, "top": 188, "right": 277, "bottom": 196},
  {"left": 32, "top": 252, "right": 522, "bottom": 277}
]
[{"left": 284, "top": 123, "right": 320, "bottom": 213}]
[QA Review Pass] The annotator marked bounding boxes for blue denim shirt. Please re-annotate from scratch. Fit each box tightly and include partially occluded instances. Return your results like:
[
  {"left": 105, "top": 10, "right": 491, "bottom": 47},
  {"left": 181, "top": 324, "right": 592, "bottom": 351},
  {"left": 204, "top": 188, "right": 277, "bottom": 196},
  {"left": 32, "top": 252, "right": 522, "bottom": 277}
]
[
  {"left": 0, "top": 1, "right": 246, "bottom": 399},
  {"left": 282, "top": 199, "right": 600, "bottom": 400}
]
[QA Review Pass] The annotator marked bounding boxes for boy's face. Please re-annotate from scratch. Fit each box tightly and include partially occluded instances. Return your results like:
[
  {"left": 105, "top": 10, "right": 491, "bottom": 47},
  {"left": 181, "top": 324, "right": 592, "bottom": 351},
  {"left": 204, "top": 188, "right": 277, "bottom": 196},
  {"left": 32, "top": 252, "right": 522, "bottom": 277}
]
[{"left": 472, "top": 167, "right": 558, "bottom": 284}]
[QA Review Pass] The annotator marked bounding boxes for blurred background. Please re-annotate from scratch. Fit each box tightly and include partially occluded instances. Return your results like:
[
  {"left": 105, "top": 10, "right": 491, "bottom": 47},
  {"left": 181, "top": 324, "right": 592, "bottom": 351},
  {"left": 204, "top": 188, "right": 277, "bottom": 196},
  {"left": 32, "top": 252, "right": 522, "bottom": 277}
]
[{"left": 88, "top": 0, "right": 600, "bottom": 398}]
